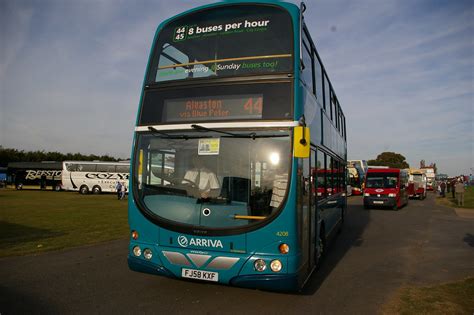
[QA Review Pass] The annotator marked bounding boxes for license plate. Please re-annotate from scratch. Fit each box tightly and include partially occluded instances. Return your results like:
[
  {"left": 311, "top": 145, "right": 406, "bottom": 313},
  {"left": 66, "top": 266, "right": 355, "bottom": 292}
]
[
  {"left": 373, "top": 201, "right": 384, "bottom": 204},
  {"left": 182, "top": 268, "right": 218, "bottom": 282}
]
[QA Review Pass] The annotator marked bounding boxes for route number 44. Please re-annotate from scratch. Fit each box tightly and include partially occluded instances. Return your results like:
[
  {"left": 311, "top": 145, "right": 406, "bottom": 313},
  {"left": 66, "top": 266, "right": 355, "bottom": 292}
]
[{"left": 174, "top": 26, "right": 187, "bottom": 41}]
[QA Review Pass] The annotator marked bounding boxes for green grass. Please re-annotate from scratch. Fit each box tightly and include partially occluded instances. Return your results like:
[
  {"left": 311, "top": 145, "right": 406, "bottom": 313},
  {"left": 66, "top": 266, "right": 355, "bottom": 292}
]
[
  {"left": 0, "top": 189, "right": 128, "bottom": 257},
  {"left": 383, "top": 277, "right": 474, "bottom": 315},
  {"left": 436, "top": 186, "right": 474, "bottom": 209}
]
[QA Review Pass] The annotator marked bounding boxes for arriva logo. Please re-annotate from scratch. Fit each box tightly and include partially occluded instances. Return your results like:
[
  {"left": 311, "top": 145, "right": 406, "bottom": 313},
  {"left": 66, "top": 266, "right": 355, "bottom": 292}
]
[
  {"left": 177, "top": 235, "right": 189, "bottom": 247},
  {"left": 177, "top": 235, "right": 223, "bottom": 249}
]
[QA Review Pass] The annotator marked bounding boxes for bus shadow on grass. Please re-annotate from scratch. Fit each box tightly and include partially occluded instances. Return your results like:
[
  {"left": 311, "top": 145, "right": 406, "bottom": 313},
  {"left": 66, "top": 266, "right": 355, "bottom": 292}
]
[
  {"left": 0, "top": 221, "right": 65, "bottom": 250},
  {"left": 301, "top": 201, "right": 371, "bottom": 295}
]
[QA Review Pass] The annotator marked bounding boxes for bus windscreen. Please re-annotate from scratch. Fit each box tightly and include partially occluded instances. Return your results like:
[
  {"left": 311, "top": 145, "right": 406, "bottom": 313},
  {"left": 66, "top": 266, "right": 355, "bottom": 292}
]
[{"left": 148, "top": 4, "right": 293, "bottom": 83}]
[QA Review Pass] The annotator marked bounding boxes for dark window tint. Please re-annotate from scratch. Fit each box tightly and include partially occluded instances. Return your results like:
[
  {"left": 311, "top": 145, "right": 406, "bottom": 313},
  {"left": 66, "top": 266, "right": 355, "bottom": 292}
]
[
  {"left": 314, "top": 55, "right": 323, "bottom": 101},
  {"left": 97, "top": 164, "right": 116, "bottom": 172},
  {"left": 148, "top": 4, "right": 293, "bottom": 84},
  {"left": 77, "top": 164, "right": 96, "bottom": 172},
  {"left": 316, "top": 150, "right": 326, "bottom": 199},
  {"left": 116, "top": 165, "right": 130, "bottom": 173},
  {"left": 302, "top": 41, "right": 313, "bottom": 92},
  {"left": 324, "top": 73, "right": 330, "bottom": 111}
]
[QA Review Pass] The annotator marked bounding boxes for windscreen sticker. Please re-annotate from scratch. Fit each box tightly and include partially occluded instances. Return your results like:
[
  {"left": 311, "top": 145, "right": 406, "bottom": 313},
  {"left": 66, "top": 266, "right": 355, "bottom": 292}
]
[
  {"left": 157, "top": 59, "right": 282, "bottom": 78},
  {"left": 198, "top": 139, "right": 220, "bottom": 155}
]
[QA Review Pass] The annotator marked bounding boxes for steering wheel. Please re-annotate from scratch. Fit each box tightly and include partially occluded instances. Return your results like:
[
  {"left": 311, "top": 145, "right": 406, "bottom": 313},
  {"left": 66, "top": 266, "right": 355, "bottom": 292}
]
[{"left": 181, "top": 178, "right": 197, "bottom": 188}]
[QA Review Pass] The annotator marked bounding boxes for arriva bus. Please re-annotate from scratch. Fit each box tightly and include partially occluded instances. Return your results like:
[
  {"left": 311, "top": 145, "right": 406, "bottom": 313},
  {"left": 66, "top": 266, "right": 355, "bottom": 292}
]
[
  {"left": 128, "top": 1, "right": 347, "bottom": 291},
  {"left": 61, "top": 161, "right": 130, "bottom": 194}
]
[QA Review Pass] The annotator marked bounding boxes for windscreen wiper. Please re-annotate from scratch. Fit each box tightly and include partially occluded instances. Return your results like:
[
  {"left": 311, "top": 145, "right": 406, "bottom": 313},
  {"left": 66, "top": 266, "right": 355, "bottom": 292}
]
[
  {"left": 191, "top": 124, "right": 290, "bottom": 139},
  {"left": 191, "top": 124, "right": 246, "bottom": 137},
  {"left": 148, "top": 126, "right": 198, "bottom": 140}
]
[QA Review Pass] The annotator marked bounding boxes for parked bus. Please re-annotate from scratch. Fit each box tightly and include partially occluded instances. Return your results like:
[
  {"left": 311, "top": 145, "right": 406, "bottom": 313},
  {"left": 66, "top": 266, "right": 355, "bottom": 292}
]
[
  {"left": 128, "top": 1, "right": 347, "bottom": 291},
  {"left": 347, "top": 162, "right": 364, "bottom": 195},
  {"left": 7, "top": 162, "right": 62, "bottom": 191},
  {"left": 61, "top": 161, "right": 130, "bottom": 194},
  {"left": 407, "top": 169, "right": 427, "bottom": 199},
  {"left": 363, "top": 168, "right": 409, "bottom": 210},
  {"left": 421, "top": 167, "right": 436, "bottom": 191}
]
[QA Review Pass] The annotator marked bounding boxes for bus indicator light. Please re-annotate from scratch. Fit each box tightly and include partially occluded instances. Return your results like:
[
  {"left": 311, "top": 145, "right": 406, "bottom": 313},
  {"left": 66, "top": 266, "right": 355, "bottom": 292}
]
[
  {"left": 131, "top": 230, "right": 139, "bottom": 240},
  {"left": 279, "top": 243, "right": 290, "bottom": 254}
]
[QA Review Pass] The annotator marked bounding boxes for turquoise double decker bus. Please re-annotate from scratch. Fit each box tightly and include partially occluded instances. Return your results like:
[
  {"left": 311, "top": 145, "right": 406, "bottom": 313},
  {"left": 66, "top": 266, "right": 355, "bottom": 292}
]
[{"left": 128, "top": 1, "right": 347, "bottom": 291}]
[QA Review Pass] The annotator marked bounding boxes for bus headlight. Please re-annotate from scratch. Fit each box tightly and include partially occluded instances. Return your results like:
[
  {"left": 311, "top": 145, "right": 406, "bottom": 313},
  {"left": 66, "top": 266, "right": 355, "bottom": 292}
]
[
  {"left": 143, "top": 248, "right": 153, "bottom": 260},
  {"left": 133, "top": 246, "right": 142, "bottom": 257},
  {"left": 270, "top": 260, "right": 282, "bottom": 272},
  {"left": 364, "top": 193, "right": 370, "bottom": 197},
  {"left": 254, "top": 259, "right": 266, "bottom": 272},
  {"left": 388, "top": 193, "right": 397, "bottom": 197}
]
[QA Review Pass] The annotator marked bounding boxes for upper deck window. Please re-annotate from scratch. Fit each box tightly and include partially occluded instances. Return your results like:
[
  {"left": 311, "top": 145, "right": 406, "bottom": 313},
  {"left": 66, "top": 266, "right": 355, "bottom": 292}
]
[{"left": 148, "top": 4, "right": 293, "bottom": 84}]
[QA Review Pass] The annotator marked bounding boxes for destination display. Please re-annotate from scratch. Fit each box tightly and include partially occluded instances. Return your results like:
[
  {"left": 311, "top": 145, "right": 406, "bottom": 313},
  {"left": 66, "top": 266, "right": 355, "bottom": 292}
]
[
  {"left": 163, "top": 94, "right": 263, "bottom": 122},
  {"left": 138, "top": 82, "right": 292, "bottom": 126}
]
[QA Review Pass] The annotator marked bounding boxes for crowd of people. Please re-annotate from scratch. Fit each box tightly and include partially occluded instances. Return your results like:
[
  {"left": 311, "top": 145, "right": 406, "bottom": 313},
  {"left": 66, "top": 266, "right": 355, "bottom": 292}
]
[{"left": 437, "top": 176, "right": 470, "bottom": 207}]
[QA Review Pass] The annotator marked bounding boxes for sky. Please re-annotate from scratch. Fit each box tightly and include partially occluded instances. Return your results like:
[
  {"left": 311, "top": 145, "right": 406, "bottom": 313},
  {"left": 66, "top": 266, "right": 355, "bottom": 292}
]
[{"left": 1, "top": 0, "right": 472, "bottom": 176}]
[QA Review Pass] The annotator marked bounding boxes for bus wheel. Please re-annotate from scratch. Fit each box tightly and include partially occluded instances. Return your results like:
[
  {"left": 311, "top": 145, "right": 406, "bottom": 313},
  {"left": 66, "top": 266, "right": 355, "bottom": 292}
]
[
  {"left": 79, "top": 185, "right": 89, "bottom": 195},
  {"left": 92, "top": 186, "right": 101, "bottom": 194},
  {"left": 54, "top": 185, "right": 61, "bottom": 191}
]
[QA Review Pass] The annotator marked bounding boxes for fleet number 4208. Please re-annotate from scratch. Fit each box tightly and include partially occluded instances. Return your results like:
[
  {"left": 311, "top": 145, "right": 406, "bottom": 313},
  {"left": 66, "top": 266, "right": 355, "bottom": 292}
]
[{"left": 276, "top": 231, "right": 289, "bottom": 237}]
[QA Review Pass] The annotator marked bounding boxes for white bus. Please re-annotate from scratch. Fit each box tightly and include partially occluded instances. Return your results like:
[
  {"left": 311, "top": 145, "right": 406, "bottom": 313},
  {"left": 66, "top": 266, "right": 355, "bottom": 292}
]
[
  {"left": 348, "top": 159, "right": 368, "bottom": 174},
  {"left": 61, "top": 161, "right": 130, "bottom": 194}
]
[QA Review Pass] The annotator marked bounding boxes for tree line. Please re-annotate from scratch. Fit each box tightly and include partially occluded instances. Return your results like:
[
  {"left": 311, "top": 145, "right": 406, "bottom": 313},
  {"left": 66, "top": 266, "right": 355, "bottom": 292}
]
[
  {"left": 0, "top": 147, "right": 121, "bottom": 167},
  {"left": 368, "top": 152, "right": 409, "bottom": 169}
]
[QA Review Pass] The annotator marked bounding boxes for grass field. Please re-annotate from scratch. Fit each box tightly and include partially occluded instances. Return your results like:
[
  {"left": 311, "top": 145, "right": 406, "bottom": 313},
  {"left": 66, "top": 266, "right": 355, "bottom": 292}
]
[
  {"left": 435, "top": 186, "right": 474, "bottom": 209},
  {"left": 383, "top": 277, "right": 474, "bottom": 315},
  {"left": 0, "top": 189, "right": 128, "bottom": 257}
]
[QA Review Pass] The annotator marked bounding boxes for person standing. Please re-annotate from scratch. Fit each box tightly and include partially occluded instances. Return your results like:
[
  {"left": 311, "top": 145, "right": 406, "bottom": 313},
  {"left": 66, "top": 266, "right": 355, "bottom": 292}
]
[
  {"left": 120, "top": 181, "right": 127, "bottom": 200},
  {"left": 440, "top": 181, "right": 446, "bottom": 197},
  {"left": 455, "top": 179, "right": 465, "bottom": 206},
  {"left": 115, "top": 181, "right": 122, "bottom": 200},
  {"left": 451, "top": 180, "right": 456, "bottom": 199}
]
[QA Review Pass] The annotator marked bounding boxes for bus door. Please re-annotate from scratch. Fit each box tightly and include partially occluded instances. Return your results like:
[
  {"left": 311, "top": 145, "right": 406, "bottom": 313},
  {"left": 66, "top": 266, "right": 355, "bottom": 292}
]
[
  {"left": 307, "top": 150, "right": 318, "bottom": 270},
  {"left": 300, "top": 151, "right": 318, "bottom": 273}
]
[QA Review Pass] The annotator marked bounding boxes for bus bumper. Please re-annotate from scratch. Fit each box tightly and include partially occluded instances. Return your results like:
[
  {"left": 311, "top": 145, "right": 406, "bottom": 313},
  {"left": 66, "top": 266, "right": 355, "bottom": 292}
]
[
  {"left": 128, "top": 255, "right": 175, "bottom": 278},
  {"left": 230, "top": 273, "right": 299, "bottom": 291},
  {"left": 364, "top": 196, "right": 396, "bottom": 208}
]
